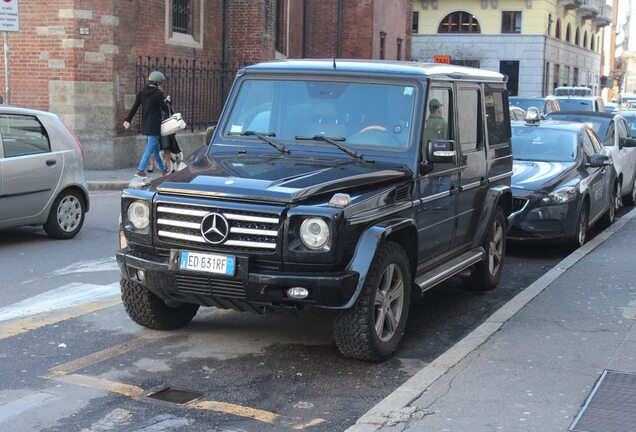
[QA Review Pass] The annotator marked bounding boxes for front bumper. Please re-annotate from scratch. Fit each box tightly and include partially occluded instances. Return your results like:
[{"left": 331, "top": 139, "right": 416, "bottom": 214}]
[
  {"left": 116, "top": 248, "right": 359, "bottom": 310},
  {"left": 507, "top": 200, "right": 578, "bottom": 243}
]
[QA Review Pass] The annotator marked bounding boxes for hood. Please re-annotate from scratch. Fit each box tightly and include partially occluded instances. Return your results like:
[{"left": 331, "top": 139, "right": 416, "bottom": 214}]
[
  {"left": 141, "top": 85, "right": 162, "bottom": 98},
  {"left": 153, "top": 153, "right": 412, "bottom": 203},
  {"left": 511, "top": 160, "right": 577, "bottom": 191}
]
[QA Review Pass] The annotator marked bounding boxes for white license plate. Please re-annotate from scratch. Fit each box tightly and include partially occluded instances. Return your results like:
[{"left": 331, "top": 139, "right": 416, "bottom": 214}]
[{"left": 179, "top": 251, "right": 235, "bottom": 276}]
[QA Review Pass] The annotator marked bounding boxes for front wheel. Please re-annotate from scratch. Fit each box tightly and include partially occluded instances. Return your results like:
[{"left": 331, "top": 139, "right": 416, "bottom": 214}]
[
  {"left": 465, "top": 206, "right": 506, "bottom": 292},
  {"left": 333, "top": 242, "right": 411, "bottom": 362},
  {"left": 121, "top": 279, "right": 199, "bottom": 330},
  {"left": 599, "top": 181, "right": 619, "bottom": 229},
  {"left": 568, "top": 201, "right": 589, "bottom": 250}
]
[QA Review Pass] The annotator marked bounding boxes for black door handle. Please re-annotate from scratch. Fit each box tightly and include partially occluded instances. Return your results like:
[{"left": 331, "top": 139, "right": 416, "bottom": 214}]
[{"left": 46, "top": 159, "right": 56, "bottom": 166}]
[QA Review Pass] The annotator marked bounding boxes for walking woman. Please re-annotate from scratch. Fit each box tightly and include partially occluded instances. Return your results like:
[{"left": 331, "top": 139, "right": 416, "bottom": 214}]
[{"left": 123, "top": 70, "right": 169, "bottom": 177}]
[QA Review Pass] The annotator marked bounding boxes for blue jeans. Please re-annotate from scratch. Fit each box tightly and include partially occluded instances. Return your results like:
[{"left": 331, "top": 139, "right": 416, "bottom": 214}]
[{"left": 138, "top": 135, "right": 165, "bottom": 172}]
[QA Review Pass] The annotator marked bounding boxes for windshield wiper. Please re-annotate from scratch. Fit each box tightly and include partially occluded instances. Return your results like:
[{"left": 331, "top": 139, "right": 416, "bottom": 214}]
[
  {"left": 295, "top": 135, "right": 363, "bottom": 160},
  {"left": 229, "top": 130, "right": 290, "bottom": 155}
]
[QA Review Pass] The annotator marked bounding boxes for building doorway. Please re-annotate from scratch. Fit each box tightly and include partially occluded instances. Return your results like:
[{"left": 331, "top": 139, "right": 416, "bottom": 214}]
[{"left": 500, "top": 61, "right": 519, "bottom": 96}]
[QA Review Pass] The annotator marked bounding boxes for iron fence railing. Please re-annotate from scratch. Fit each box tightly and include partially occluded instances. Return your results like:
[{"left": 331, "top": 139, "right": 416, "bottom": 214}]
[{"left": 135, "top": 56, "right": 246, "bottom": 132}]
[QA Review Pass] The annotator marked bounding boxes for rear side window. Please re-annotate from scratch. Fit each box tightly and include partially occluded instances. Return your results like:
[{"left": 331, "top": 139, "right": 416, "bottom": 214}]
[
  {"left": 457, "top": 88, "right": 482, "bottom": 152},
  {"left": 485, "top": 89, "right": 508, "bottom": 147},
  {"left": 0, "top": 114, "right": 50, "bottom": 158}
]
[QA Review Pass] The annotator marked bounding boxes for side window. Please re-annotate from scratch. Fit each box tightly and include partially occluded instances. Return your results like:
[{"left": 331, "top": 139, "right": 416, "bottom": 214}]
[
  {"left": 604, "top": 122, "right": 615, "bottom": 147},
  {"left": 581, "top": 130, "right": 595, "bottom": 158},
  {"left": 0, "top": 115, "right": 50, "bottom": 158},
  {"left": 585, "top": 129, "right": 603, "bottom": 154},
  {"left": 617, "top": 119, "right": 629, "bottom": 139},
  {"left": 484, "top": 88, "right": 508, "bottom": 147},
  {"left": 457, "top": 88, "right": 482, "bottom": 152},
  {"left": 422, "top": 88, "right": 453, "bottom": 145}
]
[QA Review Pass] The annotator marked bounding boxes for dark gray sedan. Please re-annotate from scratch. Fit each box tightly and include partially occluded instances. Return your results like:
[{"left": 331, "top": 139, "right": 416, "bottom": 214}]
[
  {"left": 0, "top": 106, "right": 89, "bottom": 238},
  {"left": 508, "top": 118, "right": 618, "bottom": 249}
]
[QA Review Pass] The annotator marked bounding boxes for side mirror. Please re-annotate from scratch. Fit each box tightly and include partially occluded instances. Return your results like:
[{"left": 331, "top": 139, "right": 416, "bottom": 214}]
[
  {"left": 205, "top": 125, "right": 216, "bottom": 145},
  {"left": 587, "top": 153, "right": 611, "bottom": 167},
  {"left": 427, "top": 139, "right": 456, "bottom": 164},
  {"left": 620, "top": 136, "right": 636, "bottom": 148}
]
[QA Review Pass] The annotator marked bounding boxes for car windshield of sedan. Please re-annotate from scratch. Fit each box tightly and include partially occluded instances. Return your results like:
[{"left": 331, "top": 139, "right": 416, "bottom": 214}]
[
  {"left": 512, "top": 127, "right": 578, "bottom": 162},
  {"left": 222, "top": 79, "right": 416, "bottom": 150},
  {"left": 509, "top": 98, "right": 544, "bottom": 112},
  {"left": 547, "top": 114, "right": 609, "bottom": 144}
]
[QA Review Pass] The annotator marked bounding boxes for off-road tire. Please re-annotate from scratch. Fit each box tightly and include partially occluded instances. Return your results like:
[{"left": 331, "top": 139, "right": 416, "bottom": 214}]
[
  {"left": 599, "top": 181, "right": 619, "bottom": 229},
  {"left": 465, "top": 206, "right": 506, "bottom": 292},
  {"left": 121, "top": 279, "right": 199, "bottom": 330},
  {"left": 43, "top": 189, "right": 85, "bottom": 239},
  {"left": 333, "top": 241, "right": 411, "bottom": 362},
  {"left": 568, "top": 201, "right": 589, "bottom": 250}
]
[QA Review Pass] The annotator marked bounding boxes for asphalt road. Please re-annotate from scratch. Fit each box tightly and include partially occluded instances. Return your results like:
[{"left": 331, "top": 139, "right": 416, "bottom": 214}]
[{"left": 0, "top": 191, "right": 623, "bottom": 432}]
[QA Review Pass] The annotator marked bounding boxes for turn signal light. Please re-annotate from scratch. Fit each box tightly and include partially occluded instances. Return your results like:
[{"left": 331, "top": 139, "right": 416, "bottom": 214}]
[{"left": 286, "top": 287, "right": 309, "bottom": 299}]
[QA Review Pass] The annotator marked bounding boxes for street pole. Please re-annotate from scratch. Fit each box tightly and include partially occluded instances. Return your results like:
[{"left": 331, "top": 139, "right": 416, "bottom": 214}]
[{"left": 3, "top": 31, "right": 9, "bottom": 104}]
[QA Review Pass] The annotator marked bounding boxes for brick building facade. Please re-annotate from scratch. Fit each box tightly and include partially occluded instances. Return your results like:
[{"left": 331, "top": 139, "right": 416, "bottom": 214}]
[{"left": 0, "top": 0, "right": 410, "bottom": 168}]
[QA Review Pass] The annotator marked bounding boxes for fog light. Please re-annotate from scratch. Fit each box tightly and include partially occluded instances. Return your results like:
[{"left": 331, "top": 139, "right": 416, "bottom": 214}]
[
  {"left": 286, "top": 287, "right": 309, "bottom": 299},
  {"left": 137, "top": 269, "right": 146, "bottom": 281}
]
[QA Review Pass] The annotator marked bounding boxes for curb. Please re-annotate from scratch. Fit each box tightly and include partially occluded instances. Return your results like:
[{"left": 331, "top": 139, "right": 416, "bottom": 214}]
[
  {"left": 345, "top": 206, "right": 636, "bottom": 432},
  {"left": 88, "top": 181, "right": 129, "bottom": 191}
]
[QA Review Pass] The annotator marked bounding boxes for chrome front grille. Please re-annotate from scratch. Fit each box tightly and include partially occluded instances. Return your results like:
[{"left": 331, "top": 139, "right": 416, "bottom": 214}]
[{"left": 156, "top": 202, "right": 280, "bottom": 252}]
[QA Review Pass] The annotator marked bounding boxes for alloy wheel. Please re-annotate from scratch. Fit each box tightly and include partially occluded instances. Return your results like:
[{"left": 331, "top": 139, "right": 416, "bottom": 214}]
[
  {"left": 577, "top": 207, "right": 588, "bottom": 246},
  {"left": 488, "top": 217, "right": 504, "bottom": 276},
  {"left": 374, "top": 263, "right": 405, "bottom": 343}
]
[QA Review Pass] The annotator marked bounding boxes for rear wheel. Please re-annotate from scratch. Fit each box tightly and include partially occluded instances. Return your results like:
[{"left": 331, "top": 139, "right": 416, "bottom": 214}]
[
  {"left": 121, "top": 279, "right": 199, "bottom": 330},
  {"left": 333, "top": 241, "right": 411, "bottom": 362},
  {"left": 465, "top": 206, "right": 506, "bottom": 292},
  {"left": 43, "top": 189, "right": 85, "bottom": 239}
]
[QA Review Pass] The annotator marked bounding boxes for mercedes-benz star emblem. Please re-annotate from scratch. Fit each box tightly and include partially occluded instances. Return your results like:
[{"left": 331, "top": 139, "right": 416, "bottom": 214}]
[{"left": 200, "top": 212, "right": 230, "bottom": 244}]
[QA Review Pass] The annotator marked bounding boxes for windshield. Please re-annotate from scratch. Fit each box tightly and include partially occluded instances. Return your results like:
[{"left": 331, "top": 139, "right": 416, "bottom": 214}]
[
  {"left": 512, "top": 126, "right": 578, "bottom": 162},
  {"left": 556, "top": 99, "right": 592, "bottom": 111},
  {"left": 222, "top": 79, "right": 416, "bottom": 150},
  {"left": 622, "top": 112, "right": 636, "bottom": 136},
  {"left": 510, "top": 98, "right": 543, "bottom": 111},
  {"left": 547, "top": 114, "right": 609, "bottom": 144}
]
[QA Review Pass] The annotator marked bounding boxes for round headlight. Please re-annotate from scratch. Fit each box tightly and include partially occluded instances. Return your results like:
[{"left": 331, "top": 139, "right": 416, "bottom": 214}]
[
  {"left": 299, "top": 218, "right": 330, "bottom": 250},
  {"left": 127, "top": 201, "right": 150, "bottom": 230}
]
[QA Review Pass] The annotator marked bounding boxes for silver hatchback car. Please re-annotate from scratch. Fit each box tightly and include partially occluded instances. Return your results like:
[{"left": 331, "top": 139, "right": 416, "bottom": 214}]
[{"left": 0, "top": 106, "right": 89, "bottom": 239}]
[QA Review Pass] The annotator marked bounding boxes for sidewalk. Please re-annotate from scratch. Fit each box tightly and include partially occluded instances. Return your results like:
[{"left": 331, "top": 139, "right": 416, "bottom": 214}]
[
  {"left": 85, "top": 168, "right": 168, "bottom": 190},
  {"left": 348, "top": 208, "right": 636, "bottom": 432}
]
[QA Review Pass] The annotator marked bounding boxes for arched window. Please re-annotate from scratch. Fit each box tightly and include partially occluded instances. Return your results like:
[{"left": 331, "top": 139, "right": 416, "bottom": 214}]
[
  {"left": 566, "top": 23, "right": 571, "bottom": 42},
  {"left": 555, "top": 19, "right": 561, "bottom": 39},
  {"left": 583, "top": 31, "right": 588, "bottom": 48},
  {"left": 591, "top": 35, "right": 595, "bottom": 51},
  {"left": 438, "top": 11, "right": 481, "bottom": 33},
  {"left": 575, "top": 28, "right": 580, "bottom": 45},
  {"left": 597, "top": 36, "right": 600, "bottom": 52}
]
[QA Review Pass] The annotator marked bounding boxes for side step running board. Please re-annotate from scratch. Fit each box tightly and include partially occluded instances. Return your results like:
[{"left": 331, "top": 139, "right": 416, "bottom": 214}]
[{"left": 415, "top": 247, "right": 485, "bottom": 293}]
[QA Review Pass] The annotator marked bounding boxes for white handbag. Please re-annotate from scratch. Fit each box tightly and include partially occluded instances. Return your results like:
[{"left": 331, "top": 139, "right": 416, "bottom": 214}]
[{"left": 161, "top": 112, "right": 187, "bottom": 136}]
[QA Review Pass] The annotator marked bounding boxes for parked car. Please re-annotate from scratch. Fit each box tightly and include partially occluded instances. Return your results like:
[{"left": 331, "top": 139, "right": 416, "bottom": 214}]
[
  {"left": 554, "top": 95, "right": 605, "bottom": 112},
  {"left": 509, "top": 96, "right": 560, "bottom": 117},
  {"left": 0, "top": 106, "right": 89, "bottom": 238},
  {"left": 116, "top": 60, "right": 513, "bottom": 361},
  {"left": 510, "top": 106, "right": 527, "bottom": 121},
  {"left": 604, "top": 102, "right": 618, "bottom": 113},
  {"left": 545, "top": 111, "right": 636, "bottom": 205},
  {"left": 620, "top": 93, "right": 636, "bottom": 109},
  {"left": 554, "top": 86, "right": 592, "bottom": 96},
  {"left": 508, "top": 110, "right": 618, "bottom": 248}
]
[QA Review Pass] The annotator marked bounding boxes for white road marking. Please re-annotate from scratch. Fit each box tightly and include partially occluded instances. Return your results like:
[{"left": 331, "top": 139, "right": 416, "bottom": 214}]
[
  {"left": 53, "top": 257, "right": 119, "bottom": 276},
  {"left": 0, "top": 392, "right": 58, "bottom": 424},
  {"left": 0, "top": 282, "right": 120, "bottom": 322}
]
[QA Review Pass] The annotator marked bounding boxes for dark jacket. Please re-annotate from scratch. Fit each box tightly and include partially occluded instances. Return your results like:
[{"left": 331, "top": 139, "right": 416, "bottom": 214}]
[{"left": 125, "top": 85, "right": 167, "bottom": 136}]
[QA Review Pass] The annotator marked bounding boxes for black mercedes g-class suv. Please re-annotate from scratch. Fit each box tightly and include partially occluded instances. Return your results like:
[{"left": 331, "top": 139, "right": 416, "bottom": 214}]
[{"left": 117, "top": 60, "right": 513, "bottom": 361}]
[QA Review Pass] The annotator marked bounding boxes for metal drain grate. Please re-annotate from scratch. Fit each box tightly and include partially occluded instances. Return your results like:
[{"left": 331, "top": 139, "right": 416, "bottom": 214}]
[
  {"left": 147, "top": 387, "right": 204, "bottom": 404},
  {"left": 570, "top": 370, "right": 636, "bottom": 432}
]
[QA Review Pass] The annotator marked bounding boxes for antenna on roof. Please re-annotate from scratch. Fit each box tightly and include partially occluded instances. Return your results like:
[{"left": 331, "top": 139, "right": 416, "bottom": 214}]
[{"left": 333, "top": 58, "right": 336, "bottom": 70}]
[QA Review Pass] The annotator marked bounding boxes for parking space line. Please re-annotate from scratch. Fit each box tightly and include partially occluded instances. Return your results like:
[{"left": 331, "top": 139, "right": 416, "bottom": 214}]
[
  {"left": 44, "top": 336, "right": 154, "bottom": 378},
  {"left": 0, "top": 298, "right": 121, "bottom": 341},
  {"left": 55, "top": 374, "right": 145, "bottom": 399},
  {"left": 184, "top": 400, "right": 279, "bottom": 424}
]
